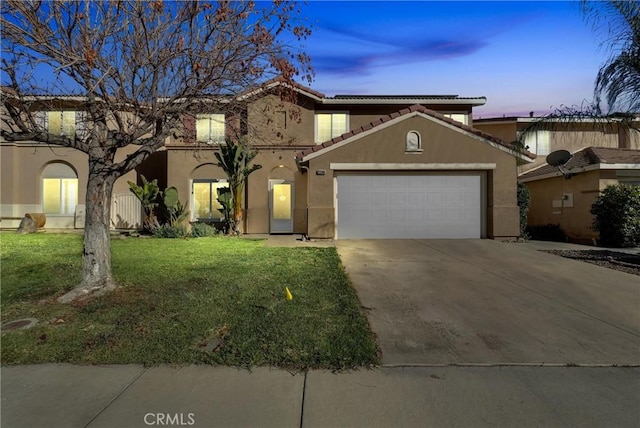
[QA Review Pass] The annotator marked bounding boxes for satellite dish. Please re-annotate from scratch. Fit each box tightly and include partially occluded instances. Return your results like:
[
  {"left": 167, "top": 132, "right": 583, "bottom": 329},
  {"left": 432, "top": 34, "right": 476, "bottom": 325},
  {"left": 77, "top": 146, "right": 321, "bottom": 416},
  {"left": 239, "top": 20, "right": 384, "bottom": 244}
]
[
  {"left": 546, "top": 150, "right": 571, "bottom": 167},
  {"left": 546, "top": 149, "right": 573, "bottom": 179}
]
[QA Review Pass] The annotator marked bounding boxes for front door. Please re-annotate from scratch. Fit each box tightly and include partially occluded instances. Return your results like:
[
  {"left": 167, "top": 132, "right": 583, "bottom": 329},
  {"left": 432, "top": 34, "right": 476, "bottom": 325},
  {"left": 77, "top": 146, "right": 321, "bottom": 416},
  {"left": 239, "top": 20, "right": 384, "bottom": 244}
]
[{"left": 269, "top": 180, "right": 293, "bottom": 233}]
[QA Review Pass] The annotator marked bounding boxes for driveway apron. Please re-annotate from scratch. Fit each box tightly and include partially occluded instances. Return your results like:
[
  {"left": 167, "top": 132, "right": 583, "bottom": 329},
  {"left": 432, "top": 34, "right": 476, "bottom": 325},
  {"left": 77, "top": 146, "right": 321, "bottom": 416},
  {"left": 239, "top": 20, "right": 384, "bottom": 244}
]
[{"left": 336, "top": 239, "right": 640, "bottom": 366}]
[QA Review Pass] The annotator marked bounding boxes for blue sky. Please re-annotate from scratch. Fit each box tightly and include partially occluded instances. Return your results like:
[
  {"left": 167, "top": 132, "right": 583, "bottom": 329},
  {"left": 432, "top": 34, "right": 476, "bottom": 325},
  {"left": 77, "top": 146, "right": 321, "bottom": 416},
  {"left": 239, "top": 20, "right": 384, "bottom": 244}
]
[{"left": 298, "top": 1, "right": 606, "bottom": 118}]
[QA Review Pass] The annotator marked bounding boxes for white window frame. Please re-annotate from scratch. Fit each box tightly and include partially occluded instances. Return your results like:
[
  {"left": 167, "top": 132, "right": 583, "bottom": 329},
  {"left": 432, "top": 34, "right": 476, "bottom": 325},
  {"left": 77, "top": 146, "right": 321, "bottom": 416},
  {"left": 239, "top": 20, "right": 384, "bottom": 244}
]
[
  {"left": 191, "top": 179, "right": 229, "bottom": 221},
  {"left": 315, "top": 112, "right": 349, "bottom": 143},
  {"left": 196, "top": 114, "right": 226, "bottom": 145},
  {"left": 405, "top": 130, "right": 422, "bottom": 152},
  {"left": 41, "top": 163, "right": 78, "bottom": 216}
]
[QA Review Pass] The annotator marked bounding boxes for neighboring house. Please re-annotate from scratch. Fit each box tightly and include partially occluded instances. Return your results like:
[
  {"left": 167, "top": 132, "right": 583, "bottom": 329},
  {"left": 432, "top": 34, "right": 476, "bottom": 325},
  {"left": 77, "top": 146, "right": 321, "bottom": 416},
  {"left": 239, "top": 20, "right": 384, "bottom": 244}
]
[
  {"left": 474, "top": 116, "right": 640, "bottom": 174},
  {"left": 1, "top": 80, "right": 533, "bottom": 239},
  {"left": 520, "top": 147, "right": 640, "bottom": 243}
]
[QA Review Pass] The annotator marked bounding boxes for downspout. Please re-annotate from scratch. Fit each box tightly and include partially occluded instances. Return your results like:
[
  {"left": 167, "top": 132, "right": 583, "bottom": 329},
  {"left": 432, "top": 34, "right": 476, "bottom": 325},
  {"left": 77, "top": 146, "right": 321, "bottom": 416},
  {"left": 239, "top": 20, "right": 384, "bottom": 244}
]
[{"left": 294, "top": 156, "right": 310, "bottom": 238}]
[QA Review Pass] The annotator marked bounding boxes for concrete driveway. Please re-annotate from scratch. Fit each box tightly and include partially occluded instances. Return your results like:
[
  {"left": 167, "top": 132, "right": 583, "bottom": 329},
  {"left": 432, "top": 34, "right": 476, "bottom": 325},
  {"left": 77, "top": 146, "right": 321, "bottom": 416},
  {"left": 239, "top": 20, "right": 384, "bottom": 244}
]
[{"left": 336, "top": 240, "right": 640, "bottom": 366}]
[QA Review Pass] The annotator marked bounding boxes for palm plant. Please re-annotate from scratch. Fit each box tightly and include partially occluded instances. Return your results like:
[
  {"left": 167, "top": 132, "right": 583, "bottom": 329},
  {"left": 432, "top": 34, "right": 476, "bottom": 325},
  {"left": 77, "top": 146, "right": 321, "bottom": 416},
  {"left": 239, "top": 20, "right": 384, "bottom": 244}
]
[
  {"left": 214, "top": 138, "right": 262, "bottom": 234},
  {"left": 127, "top": 175, "right": 160, "bottom": 233},
  {"left": 582, "top": 1, "right": 640, "bottom": 113}
]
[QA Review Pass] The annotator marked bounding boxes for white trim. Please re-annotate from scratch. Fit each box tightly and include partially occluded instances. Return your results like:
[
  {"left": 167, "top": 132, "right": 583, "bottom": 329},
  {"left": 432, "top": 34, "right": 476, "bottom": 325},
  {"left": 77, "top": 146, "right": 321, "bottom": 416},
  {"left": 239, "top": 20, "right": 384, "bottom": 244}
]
[
  {"left": 519, "top": 171, "right": 565, "bottom": 182},
  {"left": 238, "top": 81, "right": 324, "bottom": 102},
  {"left": 236, "top": 81, "right": 487, "bottom": 106},
  {"left": 302, "top": 111, "right": 533, "bottom": 163},
  {"left": 324, "top": 97, "right": 486, "bottom": 106},
  {"left": 330, "top": 163, "right": 497, "bottom": 170},
  {"left": 599, "top": 163, "right": 640, "bottom": 170},
  {"left": 475, "top": 117, "right": 640, "bottom": 125}
]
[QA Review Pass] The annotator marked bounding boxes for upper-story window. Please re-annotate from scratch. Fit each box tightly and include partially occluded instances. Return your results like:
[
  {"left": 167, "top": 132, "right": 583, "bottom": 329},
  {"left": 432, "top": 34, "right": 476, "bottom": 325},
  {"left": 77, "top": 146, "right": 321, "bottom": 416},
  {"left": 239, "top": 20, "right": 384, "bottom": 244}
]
[
  {"left": 443, "top": 113, "right": 469, "bottom": 126},
  {"left": 315, "top": 112, "right": 348, "bottom": 143},
  {"left": 35, "top": 111, "right": 87, "bottom": 137},
  {"left": 196, "top": 114, "right": 225, "bottom": 144},
  {"left": 522, "top": 130, "right": 550, "bottom": 155}
]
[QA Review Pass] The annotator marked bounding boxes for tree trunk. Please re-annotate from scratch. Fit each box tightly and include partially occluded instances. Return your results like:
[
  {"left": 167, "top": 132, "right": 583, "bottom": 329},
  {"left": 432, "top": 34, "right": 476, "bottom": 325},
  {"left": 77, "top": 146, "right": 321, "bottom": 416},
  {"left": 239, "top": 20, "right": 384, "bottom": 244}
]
[
  {"left": 233, "top": 184, "right": 244, "bottom": 235},
  {"left": 58, "top": 169, "right": 117, "bottom": 303}
]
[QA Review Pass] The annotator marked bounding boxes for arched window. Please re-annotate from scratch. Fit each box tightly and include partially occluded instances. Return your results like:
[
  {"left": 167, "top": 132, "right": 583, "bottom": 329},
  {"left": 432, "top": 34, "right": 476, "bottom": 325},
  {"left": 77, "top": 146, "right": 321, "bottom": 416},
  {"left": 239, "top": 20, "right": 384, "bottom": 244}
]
[
  {"left": 406, "top": 131, "right": 422, "bottom": 152},
  {"left": 191, "top": 164, "right": 228, "bottom": 221},
  {"left": 41, "top": 163, "right": 78, "bottom": 215}
]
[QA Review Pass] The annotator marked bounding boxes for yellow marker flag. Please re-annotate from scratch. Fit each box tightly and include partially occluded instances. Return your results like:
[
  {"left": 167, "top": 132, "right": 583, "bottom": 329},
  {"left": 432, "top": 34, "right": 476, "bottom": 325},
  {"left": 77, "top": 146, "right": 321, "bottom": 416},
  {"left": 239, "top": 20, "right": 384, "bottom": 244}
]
[{"left": 285, "top": 286, "right": 293, "bottom": 301}]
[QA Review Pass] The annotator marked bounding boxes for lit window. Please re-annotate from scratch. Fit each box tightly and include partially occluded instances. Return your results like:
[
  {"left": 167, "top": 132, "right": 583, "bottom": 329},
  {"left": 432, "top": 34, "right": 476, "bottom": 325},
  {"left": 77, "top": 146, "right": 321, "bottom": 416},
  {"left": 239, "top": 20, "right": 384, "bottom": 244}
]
[
  {"left": 523, "top": 131, "right": 551, "bottom": 155},
  {"left": 192, "top": 179, "right": 229, "bottom": 220},
  {"left": 443, "top": 113, "right": 469, "bottom": 125},
  {"left": 315, "top": 112, "right": 348, "bottom": 143},
  {"left": 34, "top": 111, "right": 85, "bottom": 137},
  {"left": 196, "top": 114, "right": 225, "bottom": 144},
  {"left": 42, "top": 163, "right": 78, "bottom": 215}
]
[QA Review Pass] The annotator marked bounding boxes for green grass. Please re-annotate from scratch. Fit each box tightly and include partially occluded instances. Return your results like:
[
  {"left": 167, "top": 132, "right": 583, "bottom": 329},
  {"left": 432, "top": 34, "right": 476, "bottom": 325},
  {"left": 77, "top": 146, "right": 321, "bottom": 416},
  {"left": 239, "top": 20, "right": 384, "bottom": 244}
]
[{"left": 0, "top": 232, "right": 379, "bottom": 370}]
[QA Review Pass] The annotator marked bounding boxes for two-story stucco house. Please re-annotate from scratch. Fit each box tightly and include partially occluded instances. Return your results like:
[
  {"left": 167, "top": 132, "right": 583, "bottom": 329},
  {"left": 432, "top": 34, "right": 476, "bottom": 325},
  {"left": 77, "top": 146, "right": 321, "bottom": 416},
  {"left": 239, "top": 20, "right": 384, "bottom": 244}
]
[
  {"left": 474, "top": 115, "right": 640, "bottom": 174},
  {"left": 475, "top": 115, "right": 640, "bottom": 243},
  {"left": 1, "top": 80, "right": 533, "bottom": 239}
]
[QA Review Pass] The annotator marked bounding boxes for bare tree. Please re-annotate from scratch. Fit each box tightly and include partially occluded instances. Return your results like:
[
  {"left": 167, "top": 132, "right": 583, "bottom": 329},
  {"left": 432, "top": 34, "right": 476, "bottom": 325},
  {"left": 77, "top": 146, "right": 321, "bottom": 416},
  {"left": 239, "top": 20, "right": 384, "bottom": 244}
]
[{"left": 1, "top": 0, "right": 313, "bottom": 303}]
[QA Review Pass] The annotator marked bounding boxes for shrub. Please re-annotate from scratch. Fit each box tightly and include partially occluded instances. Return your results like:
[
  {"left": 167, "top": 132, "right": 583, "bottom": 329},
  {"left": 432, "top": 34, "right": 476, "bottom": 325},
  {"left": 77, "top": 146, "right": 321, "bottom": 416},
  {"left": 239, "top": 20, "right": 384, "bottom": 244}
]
[
  {"left": 517, "top": 182, "right": 530, "bottom": 238},
  {"left": 591, "top": 184, "right": 640, "bottom": 247},
  {"left": 526, "top": 224, "right": 567, "bottom": 242},
  {"left": 190, "top": 222, "right": 218, "bottom": 238},
  {"left": 127, "top": 175, "right": 160, "bottom": 233},
  {"left": 153, "top": 224, "right": 188, "bottom": 239}
]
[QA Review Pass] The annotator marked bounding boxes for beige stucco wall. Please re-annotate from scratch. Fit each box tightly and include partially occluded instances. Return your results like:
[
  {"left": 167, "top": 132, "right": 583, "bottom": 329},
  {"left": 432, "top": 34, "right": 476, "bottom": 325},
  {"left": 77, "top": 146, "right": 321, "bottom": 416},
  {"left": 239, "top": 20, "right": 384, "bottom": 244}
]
[
  {"left": 246, "top": 94, "right": 315, "bottom": 147},
  {"left": 471, "top": 122, "right": 519, "bottom": 143},
  {"left": 165, "top": 147, "right": 306, "bottom": 234},
  {"left": 304, "top": 115, "right": 520, "bottom": 239},
  {"left": 0, "top": 142, "right": 137, "bottom": 229},
  {"left": 524, "top": 170, "right": 601, "bottom": 242}
]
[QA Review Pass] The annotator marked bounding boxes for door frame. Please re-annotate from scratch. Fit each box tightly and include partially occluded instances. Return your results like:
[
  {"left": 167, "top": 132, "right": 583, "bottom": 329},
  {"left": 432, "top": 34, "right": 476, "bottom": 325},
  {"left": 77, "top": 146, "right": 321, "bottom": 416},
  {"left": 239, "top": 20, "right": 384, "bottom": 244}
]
[{"left": 268, "top": 179, "right": 294, "bottom": 234}]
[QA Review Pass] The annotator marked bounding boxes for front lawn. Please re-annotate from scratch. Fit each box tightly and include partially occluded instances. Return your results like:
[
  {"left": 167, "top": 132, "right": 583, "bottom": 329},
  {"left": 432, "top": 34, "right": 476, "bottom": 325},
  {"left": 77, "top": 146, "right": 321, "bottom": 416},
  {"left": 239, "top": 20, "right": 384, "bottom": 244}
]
[{"left": 0, "top": 232, "right": 378, "bottom": 370}]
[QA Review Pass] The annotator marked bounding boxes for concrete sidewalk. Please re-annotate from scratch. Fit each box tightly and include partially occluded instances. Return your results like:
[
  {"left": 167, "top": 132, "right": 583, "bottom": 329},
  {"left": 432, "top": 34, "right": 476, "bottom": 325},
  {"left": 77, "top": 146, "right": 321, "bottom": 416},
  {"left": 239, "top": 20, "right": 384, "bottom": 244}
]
[
  {"left": 1, "top": 364, "right": 639, "bottom": 428},
  {"left": 522, "top": 239, "right": 640, "bottom": 255}
]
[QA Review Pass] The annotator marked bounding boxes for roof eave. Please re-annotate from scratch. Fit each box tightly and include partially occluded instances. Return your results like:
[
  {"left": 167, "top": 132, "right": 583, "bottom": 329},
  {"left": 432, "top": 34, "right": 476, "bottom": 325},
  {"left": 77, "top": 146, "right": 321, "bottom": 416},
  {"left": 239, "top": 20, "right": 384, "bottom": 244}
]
[
  {"left": 519, "top": 163, "right": 640, "bottom": 182},
  {"left": 320, "top": 97, "right": 487, "bottom": 106},
  {"left": 300, "top": 110, "right": 532, "bottom": 163}
]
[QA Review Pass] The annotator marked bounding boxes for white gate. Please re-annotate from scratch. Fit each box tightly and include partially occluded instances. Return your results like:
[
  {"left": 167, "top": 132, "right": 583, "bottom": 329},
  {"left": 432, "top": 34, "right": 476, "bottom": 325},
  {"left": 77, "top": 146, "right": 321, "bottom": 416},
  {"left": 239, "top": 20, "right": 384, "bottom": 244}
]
[{"left": 111, "top": 193, "right": 142, "bottom": 229}]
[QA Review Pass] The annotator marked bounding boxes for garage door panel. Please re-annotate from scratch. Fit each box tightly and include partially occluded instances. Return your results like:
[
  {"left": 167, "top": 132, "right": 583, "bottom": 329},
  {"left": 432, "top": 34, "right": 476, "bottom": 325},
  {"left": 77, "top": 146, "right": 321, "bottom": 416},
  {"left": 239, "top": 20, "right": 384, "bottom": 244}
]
[{"left": 337, "top": 174, "right": 481, "bottom": 239}]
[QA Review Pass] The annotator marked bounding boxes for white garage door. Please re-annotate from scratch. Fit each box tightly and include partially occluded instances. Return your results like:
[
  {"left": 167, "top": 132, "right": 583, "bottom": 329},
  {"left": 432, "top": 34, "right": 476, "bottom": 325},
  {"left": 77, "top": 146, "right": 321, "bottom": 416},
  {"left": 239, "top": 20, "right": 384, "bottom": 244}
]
[{"left": 336, "top": 174, "right": 482, "bottom": 239}]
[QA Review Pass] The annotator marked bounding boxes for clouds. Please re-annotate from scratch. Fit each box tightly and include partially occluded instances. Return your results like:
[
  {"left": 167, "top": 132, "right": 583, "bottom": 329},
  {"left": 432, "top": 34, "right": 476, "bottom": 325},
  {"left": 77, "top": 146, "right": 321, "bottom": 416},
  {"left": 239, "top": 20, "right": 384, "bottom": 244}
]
[
  {"left": 300, "top": 1, "right": 603, "bottom": 116},
  {"left": 310, "top": 28, "right": 488, "bottom": 77},
  {"left": 309, "top": 23, "right": 488, "bottom": 77}
]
